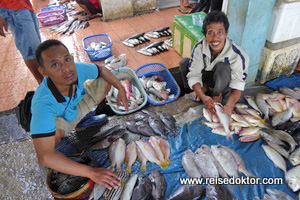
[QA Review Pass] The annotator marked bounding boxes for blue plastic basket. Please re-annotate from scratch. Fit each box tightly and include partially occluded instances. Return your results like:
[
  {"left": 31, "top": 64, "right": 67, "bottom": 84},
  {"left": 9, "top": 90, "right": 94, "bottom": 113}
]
[
  {"left": 135, "top": 63, "right": 180, "bottom": 105},
  {"left": 82, "top": 34, "right": 113, "bottom": 61},
  {"left": 40, "top": 5, "right": 66, "bottom": 13}
]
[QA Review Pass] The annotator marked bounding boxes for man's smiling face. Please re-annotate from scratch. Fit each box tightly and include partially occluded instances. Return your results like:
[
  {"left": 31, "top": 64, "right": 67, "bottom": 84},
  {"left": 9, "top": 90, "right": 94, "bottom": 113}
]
[{"left": 205, "top": 22, "right": 228, "bottom": 56}]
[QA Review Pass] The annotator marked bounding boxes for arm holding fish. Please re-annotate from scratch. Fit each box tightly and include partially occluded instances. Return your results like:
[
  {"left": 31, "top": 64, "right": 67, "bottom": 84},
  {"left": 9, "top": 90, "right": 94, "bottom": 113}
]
[
  {"left": 97, "top": 65, "right": 129, "bottom": 112},
  {"left": 223, "top": 89, "right": 241, "bottom": 116},
  {"left": 33, "top": 136, "right": 121, "bottom": 190},
  {"left": 0, "top": 17, "right": 8, "bottom": 37}
]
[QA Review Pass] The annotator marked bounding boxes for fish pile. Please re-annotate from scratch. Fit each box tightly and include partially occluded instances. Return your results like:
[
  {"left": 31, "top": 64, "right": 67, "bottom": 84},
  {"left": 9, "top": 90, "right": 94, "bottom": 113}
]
[
  {"left": 182, "top": 144, "right": 256, "bottom": 180},
  {"left": 253, "top": 188, "right": 294, "bottom": 200},
  {"left": 122, "top": 32, "right": 150, "bottom": 47},
  {"left": 109, "top": 137, "right": 171, "bottom": 173},
  {"left": 104, "top": 54, "right": 127, "bottom": 70},
  {"left": 125, "top": 110, "right": 178, "bottom": 138},
  {"left": 106, "top": 79, "right": 145, "bottom": 112},
  {"left": 139, "top": 75, "right": 175, "bottom": 103},
  {"left": 145, "top": 27, "right": 172, "bottom": 38},
  {"left": 86, "top": 41, "right": 109, "bottom": 51},
  {"left": 49, "top": 18, "right": 89, "bottom": 35},
  {"left": 90, "top": 170, "right": 167, "bottom": 200},
  {"left": 136, "top": 41, "right": 169, "bottom": 56},
  {"left": 49, "top": 154, "right": 95, "bottom": 195}
]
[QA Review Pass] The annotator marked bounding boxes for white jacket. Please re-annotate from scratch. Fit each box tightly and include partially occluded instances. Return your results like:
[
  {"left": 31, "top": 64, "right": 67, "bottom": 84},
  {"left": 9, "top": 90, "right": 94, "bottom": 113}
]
[{"left": 187, "top": 38, "right": 249, "bottom": 91}]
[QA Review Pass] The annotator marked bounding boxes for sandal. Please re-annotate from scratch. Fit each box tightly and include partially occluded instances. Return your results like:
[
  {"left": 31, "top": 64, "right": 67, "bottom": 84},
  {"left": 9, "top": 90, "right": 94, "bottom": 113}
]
[{"left": 178, "top": 9, "right": 189, "bottom": 14}]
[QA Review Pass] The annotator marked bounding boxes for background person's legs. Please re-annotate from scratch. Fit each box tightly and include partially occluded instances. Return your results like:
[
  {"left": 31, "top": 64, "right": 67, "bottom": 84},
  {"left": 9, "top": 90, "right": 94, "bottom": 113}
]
[
  {"left": 179, "top": 57, "right": 191, "bottom": 91},
  {"left": 76, "top": 0, "right": 102, "bottom": 18}
]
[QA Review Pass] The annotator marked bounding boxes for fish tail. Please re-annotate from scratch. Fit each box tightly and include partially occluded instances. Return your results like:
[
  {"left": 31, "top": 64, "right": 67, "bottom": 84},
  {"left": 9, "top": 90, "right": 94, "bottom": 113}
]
[
  {"left": 159, "top": 160, "right": 169, "bottom": 169},
  {"left": 126, "top": 166, "right": 132, "bottom": 174},
  {"left": 166, "top": 159, "right": 171, "bottom": 164},
  {"left": 140, "top": 164, "right": 147, "bottom": 172},
  {"left": 226, "top": 132, "right": 234, "bottom": 140}
]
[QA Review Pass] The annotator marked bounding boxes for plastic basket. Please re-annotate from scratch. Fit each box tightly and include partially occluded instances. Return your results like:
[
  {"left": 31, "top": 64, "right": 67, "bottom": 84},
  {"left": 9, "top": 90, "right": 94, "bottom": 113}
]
[
  {"left": 108, "top": 67, "right": 148, "bottom": 115},
  {"left": 135, "top": 63, "right": 180, "bottom": 105},
  {"left": 40, "top": 5, "right": 66, "bottom": 13},
  {"left": 82, "top": 34, "right": 113, "bottom": 61},
  {"left": 37, "top": 10, "right": 65, "bottom": 26}
]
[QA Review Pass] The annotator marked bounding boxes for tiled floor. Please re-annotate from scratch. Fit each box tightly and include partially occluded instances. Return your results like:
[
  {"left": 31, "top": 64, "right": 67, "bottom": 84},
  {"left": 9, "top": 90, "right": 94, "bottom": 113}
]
[{"left": 0, "top": 2, "right": 190, "bottom": 112}]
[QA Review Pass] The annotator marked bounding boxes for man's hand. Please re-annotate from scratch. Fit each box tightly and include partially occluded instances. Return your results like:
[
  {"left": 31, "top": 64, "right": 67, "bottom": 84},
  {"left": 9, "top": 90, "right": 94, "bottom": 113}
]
[
  {"left": 0, "top": 17, "right": 8, "bottom": 37},
  {"left": 203, "top": 95, "right": 215, "bottom": 115},
  {"left": 89, "top": 168, "right": 120, "bottom": 190},
  {"left": 117, "top": 86, "right": 129, "bottom": 112},
  {"left": 222, "top": 104, "right": 233, "bottom": 117}
]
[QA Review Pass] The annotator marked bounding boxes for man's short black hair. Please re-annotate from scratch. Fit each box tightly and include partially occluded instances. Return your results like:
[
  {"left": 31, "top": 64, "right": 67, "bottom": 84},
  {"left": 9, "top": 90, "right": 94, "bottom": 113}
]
[
  {"left": 202, "top": 11, "right": 229, "bottom": 35},
  {"left": 35, "top": 39, "right": 69, "bottom": 67}
]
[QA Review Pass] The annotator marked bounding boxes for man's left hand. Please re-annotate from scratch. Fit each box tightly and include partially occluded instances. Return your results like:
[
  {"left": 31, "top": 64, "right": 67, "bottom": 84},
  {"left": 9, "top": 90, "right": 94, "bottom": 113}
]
[
  {"left": 117, "top": 87, "right": 129, "bottom": 112},
  {"left": 222, "top": 104, "right": 233, "bottom": 117}
]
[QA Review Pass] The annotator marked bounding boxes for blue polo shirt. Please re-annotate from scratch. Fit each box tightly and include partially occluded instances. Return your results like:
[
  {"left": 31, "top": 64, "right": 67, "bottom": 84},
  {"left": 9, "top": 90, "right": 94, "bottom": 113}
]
[{"left": 30, "top": 62, "right": 100, "bottom": 138}]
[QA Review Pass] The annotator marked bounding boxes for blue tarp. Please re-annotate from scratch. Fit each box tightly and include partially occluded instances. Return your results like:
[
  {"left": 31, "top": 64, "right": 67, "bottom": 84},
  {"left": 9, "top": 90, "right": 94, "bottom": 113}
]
[
  {"left": 88, "top": 117, "right": 298, "bottom": 200},
  {"left": 265, "top": 73, "right": 300, "bottom": 90}
]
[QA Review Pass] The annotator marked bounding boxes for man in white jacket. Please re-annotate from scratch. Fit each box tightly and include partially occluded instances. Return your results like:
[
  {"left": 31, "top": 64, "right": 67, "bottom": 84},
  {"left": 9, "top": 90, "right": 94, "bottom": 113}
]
[{"left": 180, "top": 11, "right": 249, "bottom": 116}]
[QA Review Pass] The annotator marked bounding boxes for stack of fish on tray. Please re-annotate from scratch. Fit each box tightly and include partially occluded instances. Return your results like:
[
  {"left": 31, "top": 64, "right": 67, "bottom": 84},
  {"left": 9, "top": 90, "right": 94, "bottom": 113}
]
[
  {"left": 122, "top": 32, "right": 150, "bottom": 47},
  {"left": 49, "top": 154, "right": 95, "bottom": 195},
  {"left": 104, "top": 54, "right": 127, "bottom": 70},
  {"left": 108, "top": 137, "right": 171, "bottom": 173},
  {"left": 252, "top": 188, "right": 295, "bottom": 200},
  {"left": 106, "top": 79, "right": 145, "bottom": 112},
  {"left": 90, "top": 170, "right": 167, "bottom": 200},
  {"left": 182, "top": 144, "right": 255, "bottom": 200},
  {"left": 144, "top": 27, "right": 172, "bottom": 39},
  {"left": 138, "top": 75, "right": 174, "bottom": 103},
  {"left": 136, "top": 41, "right": 169, "bottom": 56},
  {"left": 125, "top": 110, "right": 178, "bottom": 138},
  {"left": 49, "top": 17, "right": 89, "bottom": 35}
]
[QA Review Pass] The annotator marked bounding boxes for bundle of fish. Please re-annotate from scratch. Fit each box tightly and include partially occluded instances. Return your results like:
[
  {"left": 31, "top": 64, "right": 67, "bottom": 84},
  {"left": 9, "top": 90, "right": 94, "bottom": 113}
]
[
  {"left": 182, "top": 144, "right": 256, "bottom": 181},
  {"left": 49, "top": 154, "right": 95, "bottom": 195},
  {"left": 136, "top": 41, "right": 168, "bottom": 56},
  {"left": 122, "top": 32, "right": 150, "bottom": 47},
  {"left": 108, "top": 137, "right": 171, "bottom": 173},
  {"left": 253, "top": 188, "right": 294, "bottom": 200},
  {"left": 139, "top": 75, "right": 175, "bottom": 103},
  {"left": 145, "top": 27, "right": 172, "bottom": 38},
  {"left": 125, "top": 110, "right": 178, "bottom": 138},
  {"left": 86, "top": 41, "right": 109, "bottom": 51},
  {"left": 104, "top": 54, "right": 127, "bottom": 70},
  {"left": 164, "top": 38, "right": 173, "bottom": 47},
  {"left": 49, "top": 18, "right": 89, "bottom": 35},
  {"left": 106, "top": 79, "right": 145, "bottom": 112}
]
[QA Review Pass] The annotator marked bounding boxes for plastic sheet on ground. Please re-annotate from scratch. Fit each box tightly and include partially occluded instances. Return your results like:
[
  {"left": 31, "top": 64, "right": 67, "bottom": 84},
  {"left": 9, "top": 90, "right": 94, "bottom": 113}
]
[
  {"left": 87, "top": 117, "right": 298, "bottom": 200},
  {"left": 265, "top": 73, "right": 300, "bottom": 90}
]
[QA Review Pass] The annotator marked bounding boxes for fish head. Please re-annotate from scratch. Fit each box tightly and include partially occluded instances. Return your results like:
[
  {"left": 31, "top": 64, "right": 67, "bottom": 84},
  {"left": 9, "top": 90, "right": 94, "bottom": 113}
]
[
  {"left": 285, "top": 175, "right": 300, "bottom": 192},
  {"left": 290, "top": 156, "right": 300, "bottom": 166}
]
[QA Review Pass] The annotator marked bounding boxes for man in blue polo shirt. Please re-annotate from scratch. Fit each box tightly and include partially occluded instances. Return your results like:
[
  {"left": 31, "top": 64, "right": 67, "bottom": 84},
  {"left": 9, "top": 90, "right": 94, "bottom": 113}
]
[{"left": 30, "top": 39, "right": 128, "bottom": 190}]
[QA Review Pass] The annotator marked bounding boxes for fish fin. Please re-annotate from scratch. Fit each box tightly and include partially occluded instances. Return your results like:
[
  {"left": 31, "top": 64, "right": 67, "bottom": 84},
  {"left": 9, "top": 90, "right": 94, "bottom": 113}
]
[
  {"left": 140, "top": 165, "right": 147, "bottom": 172},
  {"left": 159, "top": 161, "right": 170, "bottom": 169},
  {"left": 126, "top": 166, "right": 132, "bottom": 174},
  {"left": 226, "top": 132, "right": 234, "bottom": 140}
]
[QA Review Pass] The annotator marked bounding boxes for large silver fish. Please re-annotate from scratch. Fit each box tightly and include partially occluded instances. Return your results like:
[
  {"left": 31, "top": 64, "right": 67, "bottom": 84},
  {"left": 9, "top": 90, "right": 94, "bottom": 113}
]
[
  {"left": 211, "top": 145, "right": 239, "bottom": 178},
  {"left": 255, "top": 94, "right": 269, "bottom": 120},
  {"left": 279, "top": 86, "right": 300, "bottom": 100},
  {"left": 206, "top": 184, "right": 237, "bottom": 200},
  {"left": 262, "top": 144, "right": 287, "bottom": 173},
  {"left": 266, "top": 141, "right": 289, "bottom": 159},
  {"left": 245, "top": 95, "right": 261, "bottom": 114},
  {"left": 214, "top": 103, "right": 232, "bottom": 139},
  {"left": 182, "top": 149, "right": 201, "bottom": 178},
  {"left": 194, "top": 148, "right": 219, "bottom": 178},
  {"left": 271, "top": 107, "right": 293, "bottom": 127},
  {"left": 289, "top": 147, "right": 300, "bottom": 166},
  {"left": 149, "top": 170, "right": 167, "bottom": 200},
  {"left": 220, "top": 145, "right": 256, "bottom": 177},
  {"left": 269, "top": 129, "right": 297, "bottom": 153},
  {"left": 148, "top": 115, "right": 165, "bottom": 138},
  {"left": 167, "top": 184, "right": 204, "bottom": 200},
  {"left": 266, "top": 188, "right": 294, "bottom": 200},
  {"left": 285, "top": 165, "right": 300, "bottom": 192}
]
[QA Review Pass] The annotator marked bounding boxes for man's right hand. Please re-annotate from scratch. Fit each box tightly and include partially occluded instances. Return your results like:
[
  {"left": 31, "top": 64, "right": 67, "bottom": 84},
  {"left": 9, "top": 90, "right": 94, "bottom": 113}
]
[
  {"left": 89, "top": 167, "right": 120, "bottom": 190},
  {"left": 202, "top": 95, "right": 215, "bottom": 115},
  {"left": 0, "top": 17, "right": 8, "bottom": 37}
]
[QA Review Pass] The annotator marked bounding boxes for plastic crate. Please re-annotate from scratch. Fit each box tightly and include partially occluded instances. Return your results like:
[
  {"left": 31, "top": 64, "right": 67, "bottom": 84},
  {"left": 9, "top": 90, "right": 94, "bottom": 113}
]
[
  {"left": 135, "top": 63, "right": 180, "bottom": 105},
  {"left": 40, "top": 5, "right": 66, "bottom": 13},
  {"left": 108, "top": 67, "right": 148, "bottom": 115},
  {"left": 82, "top": 34, "right": 113, "bottom": 61},
  {"left": 37, "top": 10, "right": 65, "bottom": 26}
]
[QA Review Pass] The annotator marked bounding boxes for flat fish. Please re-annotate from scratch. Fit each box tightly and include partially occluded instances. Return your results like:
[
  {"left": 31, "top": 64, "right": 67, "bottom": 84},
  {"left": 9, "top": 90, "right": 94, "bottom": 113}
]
[
  {"left": 182, "top": 149, "right": 201, "bottom": 178},
  {"left": 131, "top": 174, "right": 152, "bottom": 200}
]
